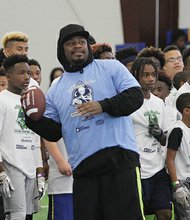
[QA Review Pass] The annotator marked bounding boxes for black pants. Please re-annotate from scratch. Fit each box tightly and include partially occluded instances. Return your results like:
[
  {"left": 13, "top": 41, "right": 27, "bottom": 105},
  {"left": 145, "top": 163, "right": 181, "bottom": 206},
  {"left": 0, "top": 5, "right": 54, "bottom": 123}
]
[
  {"left": 0, "top": 197, "right": 5, "bottom": 220},
  {"left": 25, "top": 215, "right": 33, "bottom": 220},
  {"left": 73, "top": 147, "right": 145, "bottom": 220}
]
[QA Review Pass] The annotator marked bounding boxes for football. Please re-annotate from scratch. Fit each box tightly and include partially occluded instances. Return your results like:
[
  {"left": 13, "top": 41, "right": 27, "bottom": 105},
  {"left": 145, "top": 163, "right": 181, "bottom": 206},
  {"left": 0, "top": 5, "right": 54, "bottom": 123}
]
[{"left": 21, "top": 86, "right": 46, "bottom": 121}]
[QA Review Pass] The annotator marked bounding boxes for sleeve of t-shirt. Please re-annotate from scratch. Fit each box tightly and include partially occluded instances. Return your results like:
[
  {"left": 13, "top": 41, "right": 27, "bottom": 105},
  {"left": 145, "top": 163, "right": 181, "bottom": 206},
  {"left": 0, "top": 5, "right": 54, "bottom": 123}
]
[
  {"left": 99, "top": 60, "right": 143, "bottom": 116},
  {"left": 107, "top": 60, "right": 141, "bottom": 92},
  {"left": 44, "top": 84, "right": 60, "bottom": 123},
  {"left": 167, "top": 127, "right": 183, "bottom": 151},
  {"left": 25, "top": 115, "right": 62, "bottom": 142},
  {"left": 99, "top": 87, "right": 143, "bottom": 116}
]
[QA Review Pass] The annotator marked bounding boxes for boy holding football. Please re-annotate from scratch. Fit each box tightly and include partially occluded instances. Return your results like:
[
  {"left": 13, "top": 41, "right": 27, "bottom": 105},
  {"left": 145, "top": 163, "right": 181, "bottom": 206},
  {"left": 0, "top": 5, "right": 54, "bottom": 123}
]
[{"left": 0, "top": 55, "right": 44, "bottom": 219}]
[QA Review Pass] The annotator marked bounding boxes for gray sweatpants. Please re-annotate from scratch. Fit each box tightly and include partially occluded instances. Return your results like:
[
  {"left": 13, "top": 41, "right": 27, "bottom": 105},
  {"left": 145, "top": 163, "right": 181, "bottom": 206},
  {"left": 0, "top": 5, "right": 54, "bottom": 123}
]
[{"left": 3, "top": 161, "right": 39, "bottom": 220}]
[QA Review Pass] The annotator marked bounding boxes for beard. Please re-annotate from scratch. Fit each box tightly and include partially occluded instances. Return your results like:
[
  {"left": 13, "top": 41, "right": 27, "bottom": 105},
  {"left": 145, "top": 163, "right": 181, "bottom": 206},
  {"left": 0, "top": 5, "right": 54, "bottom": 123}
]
[
  {"left": 61, "top": 45, "right": 93, "bottom": 72},
  {"left": 69, "top": 55, "right": 88, "bottom": 70},
  {"left": 73, "top": 57, "right": 86, "bottom": 65}
]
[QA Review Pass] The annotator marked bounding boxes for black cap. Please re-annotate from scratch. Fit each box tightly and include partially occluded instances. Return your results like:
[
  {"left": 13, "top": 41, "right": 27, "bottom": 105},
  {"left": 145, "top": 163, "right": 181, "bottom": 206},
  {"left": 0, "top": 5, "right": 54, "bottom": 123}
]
[
  {"left": 57, "top": 24, "right": 93, "bottom": 72},
  {"left": 89, "top": 35, "right": 96, "bottom": 45},
  {"left": 58, "top": 24, "right": 89, "bottom": 45}
]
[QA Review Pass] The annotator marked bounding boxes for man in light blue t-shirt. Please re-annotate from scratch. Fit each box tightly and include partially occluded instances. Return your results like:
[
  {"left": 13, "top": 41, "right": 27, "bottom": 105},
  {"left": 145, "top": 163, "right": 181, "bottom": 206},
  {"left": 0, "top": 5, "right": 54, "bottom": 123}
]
[{"left": 25, "top": 24, "right": 145, "bottom": 220}]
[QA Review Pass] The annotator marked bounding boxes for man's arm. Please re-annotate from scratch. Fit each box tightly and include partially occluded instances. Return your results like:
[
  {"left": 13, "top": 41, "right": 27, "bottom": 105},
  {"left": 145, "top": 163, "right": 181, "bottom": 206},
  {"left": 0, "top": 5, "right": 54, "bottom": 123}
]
[
  {"left": 25, "top": 115, "right": 62, "bottom": 142},
  {"left": 99, "top": 87, "right": 143, "bottom": 116},
  {"left": 77, "top": 87, "right": 143, "bottom": 118}
]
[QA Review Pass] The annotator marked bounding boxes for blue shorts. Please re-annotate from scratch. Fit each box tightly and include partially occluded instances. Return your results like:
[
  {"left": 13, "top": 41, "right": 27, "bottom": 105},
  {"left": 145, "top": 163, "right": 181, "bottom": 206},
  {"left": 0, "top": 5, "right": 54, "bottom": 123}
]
[
  {"left": 141, "top": 168, "right": 172, "bottom": 215},
  {"left": 48, "top": 194, "right": 73, "bottom": 220}
]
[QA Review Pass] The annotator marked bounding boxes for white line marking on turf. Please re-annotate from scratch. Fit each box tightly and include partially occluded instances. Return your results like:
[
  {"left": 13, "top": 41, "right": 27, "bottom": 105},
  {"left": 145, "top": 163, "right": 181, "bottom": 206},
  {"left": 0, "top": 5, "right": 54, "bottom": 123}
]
[{"left": 41, "top": 205, "right": 48, "bottom": 208}]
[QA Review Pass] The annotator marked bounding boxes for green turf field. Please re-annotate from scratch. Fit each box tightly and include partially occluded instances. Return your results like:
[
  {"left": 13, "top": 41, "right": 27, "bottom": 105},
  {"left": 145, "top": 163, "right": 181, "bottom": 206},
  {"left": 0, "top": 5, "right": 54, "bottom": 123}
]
[{"left": 33, "top": 195, "right": 48, "bottom": 220}]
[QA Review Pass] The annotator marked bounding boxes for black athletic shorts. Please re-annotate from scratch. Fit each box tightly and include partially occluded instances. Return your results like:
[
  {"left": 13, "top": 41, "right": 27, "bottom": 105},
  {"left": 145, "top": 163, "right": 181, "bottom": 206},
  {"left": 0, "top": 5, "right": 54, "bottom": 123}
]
[
  {"left": 141, "top": 168, "right": 172, "bottom": 215},
  {"left": 73, "top": 147, "right": 145, "bottom": 220}
]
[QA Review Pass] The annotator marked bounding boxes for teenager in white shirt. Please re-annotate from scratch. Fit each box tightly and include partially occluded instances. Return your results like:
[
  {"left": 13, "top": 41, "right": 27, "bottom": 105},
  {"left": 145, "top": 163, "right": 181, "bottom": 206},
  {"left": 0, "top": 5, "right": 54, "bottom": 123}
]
[
  {"left": 163, "top": 45, "right": 184, "bottom": 107},
  {"left": 131, "top": 57, "right": 172, "bottom": 220},
  {"left": 0, "top": 55, "right": 44, "bottom": 220},
  {"left": 167, "top": 92, "right": 190, "bottom": 219}
]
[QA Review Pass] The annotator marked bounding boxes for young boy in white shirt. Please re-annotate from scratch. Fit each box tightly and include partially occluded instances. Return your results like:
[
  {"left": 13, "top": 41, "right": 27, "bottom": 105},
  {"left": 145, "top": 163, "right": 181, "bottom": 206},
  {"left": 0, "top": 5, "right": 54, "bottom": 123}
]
[
  {"left": 131, "top": 57, "right": 172, "bottom": 220},
  {"left": 167, "top": 92, "right": 190, "bottom": 219},
  {"left": 0, "top": 55, "right": 45, "bottom": 220}
]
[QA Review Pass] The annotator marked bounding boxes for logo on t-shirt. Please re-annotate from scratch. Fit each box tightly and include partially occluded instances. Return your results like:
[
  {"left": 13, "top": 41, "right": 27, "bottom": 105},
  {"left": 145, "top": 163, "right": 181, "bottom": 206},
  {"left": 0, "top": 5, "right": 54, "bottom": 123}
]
[
  {"left": 70, "top": 81, "right": 93, "bottom": 117},
  {"left": 144, "top": 110, "right": 160, "bottom": 126},
  {"left": 71, "top": 81, "right": 93, "bottom": 106},
  {"left": 16, "top": 107, "right": 27, "bottom": 130}
]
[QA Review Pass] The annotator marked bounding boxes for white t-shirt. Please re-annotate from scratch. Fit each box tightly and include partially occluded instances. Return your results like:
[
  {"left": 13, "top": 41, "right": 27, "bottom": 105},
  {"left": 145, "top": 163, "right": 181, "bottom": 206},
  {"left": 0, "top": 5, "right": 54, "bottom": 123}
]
[
  {"left": 164, "top": 104, "right": 178, "bottom": 130},
  {"left": 167, "top": 120, "right": 190, "bottom": 182},
  {"left": 48, "top": 138, "right": 73, "bottom": 195},
  {"left": 131, "top": 93, "right": 167, "bottom": 179},
  {"left": 0, "top": 90, "right": 42, "bottom": 178},
  {"left": 165, "top": 87, "right": 178, "bottom": 108},
  {"left": 174, "top": 82, "right": 190, "bottom": 107},
  {"left": 28, "top": 77, "right": 39, "bottom": 88},
  {"left": 161, "top": 104, "right": 178, "bottom": 159}
]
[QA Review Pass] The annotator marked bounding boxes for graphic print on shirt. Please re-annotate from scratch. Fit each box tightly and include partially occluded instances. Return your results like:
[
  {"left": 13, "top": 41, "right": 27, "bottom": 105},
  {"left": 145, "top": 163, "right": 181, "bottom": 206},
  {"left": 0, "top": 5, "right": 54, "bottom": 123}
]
[
  {"left": 71, "top": 81, "right": 93, "bottom": 106},
  {"left": 70, "top": 81, "right": 93, "bottom": 117},
  {"left": 144, "top": 110, "right": 160, "bottom": 127},
  {"left": 15, "top": 105, "right": 35, "bottom": 151},
  {"left": 16, "top": 106, "right": 27, "bottom": 130},
  {"left": 142, "top": 109, "right": 162, "bottom": 153}
]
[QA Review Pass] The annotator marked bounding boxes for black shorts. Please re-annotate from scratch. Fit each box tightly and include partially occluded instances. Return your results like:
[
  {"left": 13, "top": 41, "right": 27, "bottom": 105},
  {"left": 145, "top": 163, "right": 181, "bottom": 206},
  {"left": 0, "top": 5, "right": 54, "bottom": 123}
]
[
  {"left": 73, "top": 147, "right": 145, "bottom": 220},
  {"left": 141, "top": 168, "right": 172, "bottom": 215}
]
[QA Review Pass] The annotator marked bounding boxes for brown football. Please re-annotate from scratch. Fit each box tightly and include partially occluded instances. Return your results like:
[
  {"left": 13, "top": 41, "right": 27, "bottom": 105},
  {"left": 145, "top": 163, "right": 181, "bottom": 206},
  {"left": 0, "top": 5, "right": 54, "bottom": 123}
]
[{"left": 21, "top": 86, "right": 46, "bottom": 121}]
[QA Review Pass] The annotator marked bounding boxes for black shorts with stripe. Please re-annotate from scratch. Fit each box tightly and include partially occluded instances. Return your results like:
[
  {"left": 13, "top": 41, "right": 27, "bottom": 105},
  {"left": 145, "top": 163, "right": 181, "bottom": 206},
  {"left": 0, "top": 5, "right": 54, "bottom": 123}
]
[{"left": 73, "top": 146, "right": 145, "bottom": 220}]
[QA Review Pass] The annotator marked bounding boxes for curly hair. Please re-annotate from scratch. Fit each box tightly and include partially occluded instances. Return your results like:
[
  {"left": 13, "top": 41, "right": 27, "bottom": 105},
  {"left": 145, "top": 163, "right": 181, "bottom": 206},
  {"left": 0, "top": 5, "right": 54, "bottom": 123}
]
[
  {"left": 138, "top": 46, "right": 165, "bottom": 68},
  {"left": 130, "top": 57, "right": 158, "bottom": 81},
  {"left": 91, "top": 43, "right": 113, "bottom": 59},
  {"left": 1, "top": 31, "right": 28, "bottom": 48},
  {"left": 28, "top": 59, "right": 41, "bottom": 70},
  {"left": 3, "top": 55, "right": 28, "bottom": 72}
]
